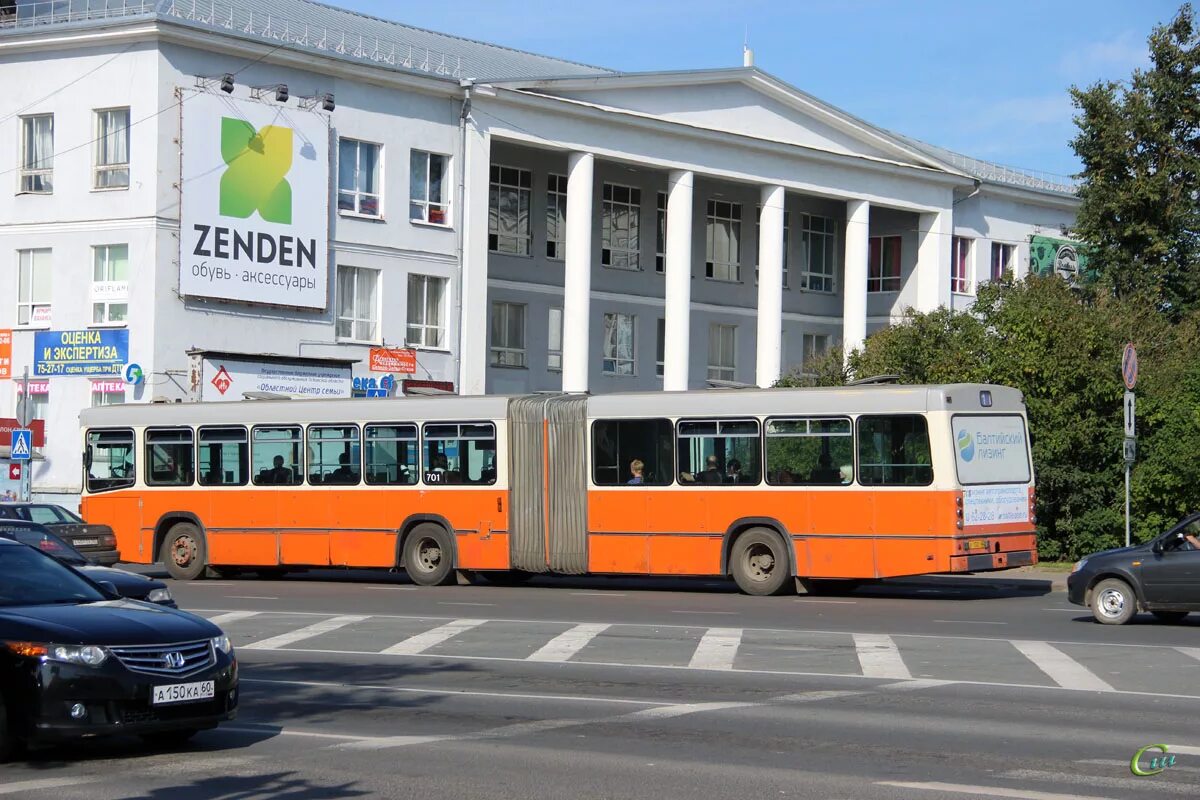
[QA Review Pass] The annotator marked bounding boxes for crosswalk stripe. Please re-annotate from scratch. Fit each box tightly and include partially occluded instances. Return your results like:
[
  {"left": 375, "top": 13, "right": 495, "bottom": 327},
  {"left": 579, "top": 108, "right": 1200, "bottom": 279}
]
[
  {"left": 1011, "top": 641, "right": 1112, "bottom": 691},
  {"left": 1176, "top": 646, "right": 1200, "bottom": 662},
  {"left": 241, "top": 615, "right": 368, "bottom": 650},
  {"left": 205, "top": 611, "right": 261, "bottom": 627},
  {"left": 878, "top": 781, "right": 1118, "bottom": 800},
  {"left": 526, "top": 623, "right": 610, "bottom": 662},
  {"left": 688, "top": 627, "right": 742, "bottom": 670},
  {"left": 380, "top": 618, "right": 486, "bottom": 655},
  {"left": 853, "top": 633, "right": 911, "bottom": 679},
  {"left": 1003, "top": 769, "right": 1200, "bottom": 796},
  {"left": 0, "top": 779, "right": 96, "bottom": 796}
]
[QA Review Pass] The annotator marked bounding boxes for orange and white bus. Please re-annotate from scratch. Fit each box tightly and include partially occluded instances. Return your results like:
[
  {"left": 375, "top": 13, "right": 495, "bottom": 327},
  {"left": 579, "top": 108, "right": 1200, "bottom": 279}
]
[{"left": 79, "top": 383, "right": 1036, "bottom": 595}]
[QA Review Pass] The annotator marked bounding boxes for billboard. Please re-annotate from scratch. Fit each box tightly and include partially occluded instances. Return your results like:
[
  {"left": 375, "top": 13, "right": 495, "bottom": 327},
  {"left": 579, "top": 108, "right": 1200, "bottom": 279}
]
[
  {"left": 0, "top": 330, "right": 10, "bottom": 379},
  {"left": 1029, "top": 235, "right": 1092, "bottom": 282},
  {"left": 180, "top": 92, "right": 329, "bottom": 309},
  {"left": 33, "top": 329, "right": 128, "bottom": 377},
  {"left": 200, "top": 355, "right": 351, "bottom": 402}
]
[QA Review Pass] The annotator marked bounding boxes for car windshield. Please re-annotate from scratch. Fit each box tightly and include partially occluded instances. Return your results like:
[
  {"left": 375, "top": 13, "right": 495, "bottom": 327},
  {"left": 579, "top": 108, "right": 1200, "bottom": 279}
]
[
  {"left": 0, "top": 545, "right": 107, "bottom": 606},
  {"left": 10, "top": 529, "right": 89, "bottom": 566},
  {"left": 23, "top": 505, "right": 79, "bottom": 525}
]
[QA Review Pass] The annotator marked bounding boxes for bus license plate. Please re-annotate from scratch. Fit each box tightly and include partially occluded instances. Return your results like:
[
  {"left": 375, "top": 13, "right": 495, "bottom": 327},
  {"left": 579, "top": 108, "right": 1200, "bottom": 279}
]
[
  {"left": 152, "top": 681, "right": 215, "bottom": 705},
  {"left": 966, "top": 539, "right": 988, "bottom": 551}
]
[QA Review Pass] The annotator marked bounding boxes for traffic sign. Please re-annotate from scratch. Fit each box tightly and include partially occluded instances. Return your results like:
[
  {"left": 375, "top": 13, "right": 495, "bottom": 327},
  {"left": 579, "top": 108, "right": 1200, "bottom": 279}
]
[
  {"left": 1124, "top": 391, "right": 1136, "bottom": 438},
  {"left": 1122, "top": 343, "right": 1138, "bottom": 390},
  {"left": 9, "top": 429, "right": 31, "bottom": 461},
  {"left": 8, "top": 463, "right": 20, "bottom": 481},
  {"left": 1124, "top": 437, "right": 1137, "bottom": 464}
]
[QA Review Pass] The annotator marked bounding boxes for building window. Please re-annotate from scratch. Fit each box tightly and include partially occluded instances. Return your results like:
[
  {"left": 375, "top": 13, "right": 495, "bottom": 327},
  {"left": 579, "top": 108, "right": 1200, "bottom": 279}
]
[
  {"left": 755, "top": 207, "right": 790, "bottom": 288},
  {"left": 602, "top": 312, "right": 636, "bottom": 376},
  {"left": 867, "top": 235, "right": 902, "bottom": 293},
  {"left": 655, "top": 191, "right": 666, "bottom": 273},
  {"left": 802, "top": 333, "right": 830, "bottom": 367},
  {"left": 706, "top": 200, "right": 742, "bottom": 281},
  {"left": 708, "top": 323, "right": 737, "bottom": 382},
  {"left": 91, "top": 244, "right": 129, "bottom": 325},
  {"left": 17, "top": 248, "right": 51, "bottom": 327},
  {"left": 337, "top": 138, "right": 381, "bottom": 217},
  {"left": 655, "top": 317, "right": 665, "bottom": 378},
  {"left": 546, "top": 174, "right": 567, "bottom": 260},
  {"left": 407, "top": 274, "right": 447, "bottom": 349},
  {"left": 951, "top": 236, "right": 972, "bottom": 294},
  {"left": 490, "top": 302, "right": 527, "bottom": 368},
  {"left": 20, "top": 114, "right": 53, "bottom": 193},
  {"left": 990, "top": 242, "right": 1015, "bottom": 281},
  {"left": 336, "top": 266, "right": 379, "bottom": 342},
  {"left": 408, "top": 150, "right": 449, "bottom": 225},
  {"left": 16, "top": 387, "right": 49, "bottom": 425},
  {"left": 489, "top": 165, "right": 531, "bottom": 255},
  {"left": 801, "top": 214, "right": 835, "bottom": 292},
  {"left": 94, "top": 108, "right": 129, "bottom": 190},
  {"left": 602, "top": 183, "right": 641, "bottom": 270},
  {"left": 547, "top": 307, "right": 563, "bottom": 372}
]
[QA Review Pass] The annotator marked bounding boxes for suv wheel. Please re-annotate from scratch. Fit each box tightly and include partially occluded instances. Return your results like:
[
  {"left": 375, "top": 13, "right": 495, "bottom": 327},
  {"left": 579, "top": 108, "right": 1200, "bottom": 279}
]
[{"left": 1091, "top": 578, "right": 1137, "bottom": 625}]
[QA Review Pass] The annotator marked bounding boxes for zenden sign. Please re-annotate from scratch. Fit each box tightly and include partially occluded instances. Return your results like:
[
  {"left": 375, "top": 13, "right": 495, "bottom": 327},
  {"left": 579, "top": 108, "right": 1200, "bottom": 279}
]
[{"left": 179, "top": 92, "right": 329, "bottom": 310}]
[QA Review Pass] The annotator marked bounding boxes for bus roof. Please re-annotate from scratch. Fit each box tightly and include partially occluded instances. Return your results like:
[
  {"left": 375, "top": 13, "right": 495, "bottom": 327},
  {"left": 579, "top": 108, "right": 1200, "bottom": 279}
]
[{"left": 79, "top": 384, "right": 1022, "bottom": 429}]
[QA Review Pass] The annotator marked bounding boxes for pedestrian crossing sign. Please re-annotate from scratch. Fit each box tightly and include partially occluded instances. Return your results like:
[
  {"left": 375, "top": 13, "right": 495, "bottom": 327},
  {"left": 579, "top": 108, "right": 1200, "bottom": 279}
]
[{"left": 10, "top": 428, "right": 31, "bottom": 461}]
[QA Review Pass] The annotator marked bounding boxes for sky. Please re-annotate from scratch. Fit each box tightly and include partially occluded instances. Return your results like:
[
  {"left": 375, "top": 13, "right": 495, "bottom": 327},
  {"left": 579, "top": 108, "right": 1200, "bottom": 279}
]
[{"left": 335, "top": 0, "right": 1181, "bottom": 178}]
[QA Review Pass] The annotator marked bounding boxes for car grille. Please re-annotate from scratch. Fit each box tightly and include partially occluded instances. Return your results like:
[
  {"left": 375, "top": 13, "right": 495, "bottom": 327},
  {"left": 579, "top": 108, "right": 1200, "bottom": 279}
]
[
  {"left": 109, "top": 640, "right": 215, "bottom": 678},
  {"left": 121, "top": 698, "right": 225, "bottom": 725}
]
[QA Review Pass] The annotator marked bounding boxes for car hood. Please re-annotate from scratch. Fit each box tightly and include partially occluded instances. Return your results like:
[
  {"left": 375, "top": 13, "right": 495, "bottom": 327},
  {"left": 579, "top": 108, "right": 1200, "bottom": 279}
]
[
  {"left": 0, "top": 600, "right": 216, "bottom": 645},
  {"left": 1085, "top": 543, "right": 1150, "bottom": 562},
  {"left": 76, "top": 565, "right": 163, "bottom": 595}
]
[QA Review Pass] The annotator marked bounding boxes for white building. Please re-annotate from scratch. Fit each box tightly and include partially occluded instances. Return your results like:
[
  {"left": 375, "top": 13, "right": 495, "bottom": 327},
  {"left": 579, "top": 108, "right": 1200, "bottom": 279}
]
[{"left": 0, "top": 0, "right": 1080, "bottom": 504}]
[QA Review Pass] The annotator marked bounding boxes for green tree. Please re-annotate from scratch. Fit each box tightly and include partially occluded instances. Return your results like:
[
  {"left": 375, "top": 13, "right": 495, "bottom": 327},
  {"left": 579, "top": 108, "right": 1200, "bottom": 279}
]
[{"left": 1069, "top": 4, "right": 1200, "bottom": 316}]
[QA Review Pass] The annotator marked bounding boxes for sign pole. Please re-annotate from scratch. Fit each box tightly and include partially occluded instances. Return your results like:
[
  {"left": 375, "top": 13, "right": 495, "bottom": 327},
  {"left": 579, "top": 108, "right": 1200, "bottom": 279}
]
[
  {"left": 1125, "top": 463, "right": 1131, "bottom": 548},
  {"left": 19, "top": 367, "right": 30, "bottom": 503},
  {"left": 1121, "top": 343, "right": 1138, "bottom": 548}
]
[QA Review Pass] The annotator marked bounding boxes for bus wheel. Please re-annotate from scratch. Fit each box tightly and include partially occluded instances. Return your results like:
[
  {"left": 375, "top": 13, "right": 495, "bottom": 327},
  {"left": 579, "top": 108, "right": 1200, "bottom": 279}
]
[
  {"left": 730, "top": 528, "right": 791, "bottom": 596},
  {"left": 161, "top": 523, "right": 207, "bottom": 581},
  {"left": 403, "top": 524, "right": 455, "bottom": 586}
]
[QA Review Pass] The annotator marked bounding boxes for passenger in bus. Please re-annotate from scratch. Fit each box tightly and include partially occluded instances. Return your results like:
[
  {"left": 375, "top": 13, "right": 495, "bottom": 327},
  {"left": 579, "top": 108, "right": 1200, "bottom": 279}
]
[
  {"left": 627, "top": 459, "right": 645, "bottom": 485},
  {"left": 839, "top": 465, "right": 853, "bottom": 484},
  {"left": 328, "top": 453, "right": 357, "bottom": 484},
  {"left": 808, "top": 453, "right": 841, "bottom": 484},
  {"left": 725, "top": 459, "right": 746, "bottom": 484},
  {"left": 680, "top": 455, "right": 723, "bottom": 484},
  {"left": 265, "top": 455, "right": 293, "bottom": 484}
]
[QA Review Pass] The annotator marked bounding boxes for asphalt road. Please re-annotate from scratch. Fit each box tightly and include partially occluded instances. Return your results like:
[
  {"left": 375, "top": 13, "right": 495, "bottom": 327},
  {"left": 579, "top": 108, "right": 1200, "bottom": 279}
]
[{"left": 3, "top": 569, "right": 1199, "bottom": 799}]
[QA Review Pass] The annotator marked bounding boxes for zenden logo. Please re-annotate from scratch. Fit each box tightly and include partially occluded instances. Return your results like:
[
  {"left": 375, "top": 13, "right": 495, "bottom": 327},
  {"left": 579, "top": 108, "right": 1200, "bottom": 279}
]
[
  {"left": 957, "top": 429, "right": 975, "bottom": 462},
  {"left": 219, "top": 118, "right": 292, "bottom": 224}
]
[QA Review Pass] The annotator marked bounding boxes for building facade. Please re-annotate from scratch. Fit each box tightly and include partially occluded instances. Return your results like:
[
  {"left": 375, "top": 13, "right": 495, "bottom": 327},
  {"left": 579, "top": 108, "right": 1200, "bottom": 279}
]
[{"left": 0, "top": 0, "right": 1079, "bottom": 503}]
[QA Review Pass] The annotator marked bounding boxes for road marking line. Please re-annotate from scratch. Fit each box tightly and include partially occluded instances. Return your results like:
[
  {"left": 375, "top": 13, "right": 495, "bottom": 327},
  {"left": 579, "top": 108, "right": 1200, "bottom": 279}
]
[
  {"left": 853, "top": 633, "right": 911, "bottom": 679},
  {"left": 1042, "top": 608, "right": 1083, "bottom": 612},
  {"left": 187, "top": 582, "right": 235, "bottom": 586},
  {"left": 240, "top": 676, "right": 669, "bottom": 706},
  {"left": 620, "top": 701, "right": 753, "bottom": 720},
  {"left": 773, "top": 690, "right": 866, "bottom": 703},
  {"left": 688, "top": 627, "right": 742, "bottom": 670},
  {"left": 1077, "top": 759, "right": 1200, "bottom": 775},
  {"left": 1011, "top": 640, "right": 1112, "bottom": 691},
  {"left": 794, "top": 598, "right": 857, "bottom": 604},
  {"left": 1176, "top": 647, "right": 1200, "bottom": 662},
  {"left": 227, "top": 595, "right": 278, "bottom": 600},
  {"left": 204, "top": 611, "right": 260, "bottom": 626},
  {"left": 380, "top": 618, "right": 486, "bottom": 655},
  {"left": 241, "top": 615, "right": 368, "bottom": 650},
  {"left": 0, "top": 778, "right": 96, "bottom": 795},
  {"left": 526, "top": 623, "right": 610, "bottom": 662},
  {"left": 669, "top": 610, "right": 738, "bottom": 615},
  {"left": 877, "top": 679, "right": 954, "bottom": 691},
  {"left": 1167, "top": 743, "right": 1200, "bottom": 756},
  {"left": 933, "top": 619, "right": 1008, "bottom": 625},
  {"left": 222, "top": 724, "right": 386, "bottom": 742},
  {"left": 439, "top": 602, "right": 496, "bottom": 607},
  {"left": 570, "top": 592, "right": 627, "bottom": 597},
  {"left": 877, "top": 781, "right": 1118, "bottom": 800},
  {"left": 1003, "top": 769, "right": 1200, "bottom": 795},
  {"left": 366, "top": 586, "right": 419, "bottom": 591}
]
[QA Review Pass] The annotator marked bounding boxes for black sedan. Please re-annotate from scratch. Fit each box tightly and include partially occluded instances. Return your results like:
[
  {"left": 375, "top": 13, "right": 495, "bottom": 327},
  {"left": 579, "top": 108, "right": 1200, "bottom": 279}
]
[
  {"left": 0, "top": 520, "right": 175, "bottom": 607},
  {"left": 0, "top": 502, "right": 119, "bottom": 565},
  {"left": 0, "top": 538, "right": 237, "bottom": 759},
  {"left": 1067, "top": 514, "right": 1200, "bottom": 624}
]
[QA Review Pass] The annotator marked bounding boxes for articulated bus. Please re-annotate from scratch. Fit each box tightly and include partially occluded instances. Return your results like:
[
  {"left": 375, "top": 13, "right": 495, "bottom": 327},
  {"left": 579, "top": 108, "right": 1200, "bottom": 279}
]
[{"left": 79, "top": 384, "right": 1036, "bottom": 595}]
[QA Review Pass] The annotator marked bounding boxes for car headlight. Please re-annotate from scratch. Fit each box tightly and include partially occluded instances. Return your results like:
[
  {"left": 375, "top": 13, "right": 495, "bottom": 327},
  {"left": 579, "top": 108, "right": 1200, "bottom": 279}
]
[
  {"left": 1072, "top": 558, "right": 1088, "bottom": 574},
  {"left": 146, "top": 588, "right": 173, "bottom": 604},
  {"left": 3, "top": 641, "right": 107, "bottom": 667},
  {"left": 211, "top": 634, "right": 233, "bottom": 655}
]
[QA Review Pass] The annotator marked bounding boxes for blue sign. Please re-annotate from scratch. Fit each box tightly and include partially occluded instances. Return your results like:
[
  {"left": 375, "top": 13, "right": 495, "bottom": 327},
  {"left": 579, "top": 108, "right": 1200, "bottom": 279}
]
[
  {"left": 124, "top": 362, "right": 144, "bottom": 385},
  {"left": 9, "top": 429, "right": 31, "bottom": 461},
  {"left": 353, "top": 374, "right": 395, "bottom": 398},
  {"left": 33, "top": 329, "right": 129, "bottom": 377}
]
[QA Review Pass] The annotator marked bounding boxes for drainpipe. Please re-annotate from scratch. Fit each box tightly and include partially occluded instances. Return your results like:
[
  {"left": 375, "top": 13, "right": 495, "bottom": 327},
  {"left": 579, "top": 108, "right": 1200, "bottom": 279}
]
[
  {"left": 453, "top": 80, "right": 472, "bottom": 393},
  {"left": 953, "top": 178, "right": 982, "bottom": 207}
]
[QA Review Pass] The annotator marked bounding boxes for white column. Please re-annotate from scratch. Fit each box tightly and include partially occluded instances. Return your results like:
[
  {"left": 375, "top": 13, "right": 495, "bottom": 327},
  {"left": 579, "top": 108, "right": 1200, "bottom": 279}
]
[
  {"left": 663, "top": 170, "right": 694, "bottom": 392},
  {"left": 916, "top": 208, "right": 952, "bottom": 311},
  {"left": 755, "top": 184, "right": 785, "bottom": 388},
  {"left": 842, "top": 199, "right": 870, "bottom": 360},
  {"left": 562, "top": 152, "right": 595, "bottom": 394},
  {"left": 457, "top": 125, "right": 491, "bottom": 395}
]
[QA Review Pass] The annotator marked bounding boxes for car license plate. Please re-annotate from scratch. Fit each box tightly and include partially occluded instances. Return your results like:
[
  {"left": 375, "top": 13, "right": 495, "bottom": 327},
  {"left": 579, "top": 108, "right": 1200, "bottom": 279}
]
[
  {"left": 74, "top": 539, "right": 99, "bottom": 547},
  {"left": 152, "top": 681, "right": 215, "bottom": 705},
  {"left": 966, "top": 539, "right": 988, "bottom": 551}
]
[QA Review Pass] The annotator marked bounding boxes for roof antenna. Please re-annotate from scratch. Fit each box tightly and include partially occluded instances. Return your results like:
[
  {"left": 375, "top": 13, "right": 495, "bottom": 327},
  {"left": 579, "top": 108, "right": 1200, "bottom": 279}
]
[{"left": 743, "top": 28, "right": 754, "bottom": 67}]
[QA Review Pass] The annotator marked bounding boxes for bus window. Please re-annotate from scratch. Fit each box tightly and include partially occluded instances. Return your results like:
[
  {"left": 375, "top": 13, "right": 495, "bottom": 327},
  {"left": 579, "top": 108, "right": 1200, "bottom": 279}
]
[
  {"left": 145, "top": 428, "right": 195, "bottom": 487},
  {"left": 198, "top": 426, "right": 248, "bottom": 486},
  {"left": 365, "top": 424, "right": 419, "bottom": 486},
  {"left": 765, "top": 417, "right": 853, "bottom": 486},
  {"left": 252, "top": 426, "right": 303, "bottom": 486},
  {"left": 592, "top": 418, "right": 673, "bottom": 486},
  {"left": 308, "top": 425, "right": 361, "bottom": 485},
  {"left": 678, "top": 419, "right": 761, "bottom": 485},
  {"left": 85, "top": 428, "right": 135, "bottom": 493},
  {"left": 857, "top": 415, "right": 933, "bottom": 486},
  {"left": 423, "top": 422, "right": 497, "bottom": 486}
]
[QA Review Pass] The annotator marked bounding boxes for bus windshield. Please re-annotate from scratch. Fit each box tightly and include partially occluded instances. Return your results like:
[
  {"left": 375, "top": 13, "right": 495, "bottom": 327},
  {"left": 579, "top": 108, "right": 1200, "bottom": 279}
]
[{"left": 952, "top": 415, "right": 1031, "bottom": 485}]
